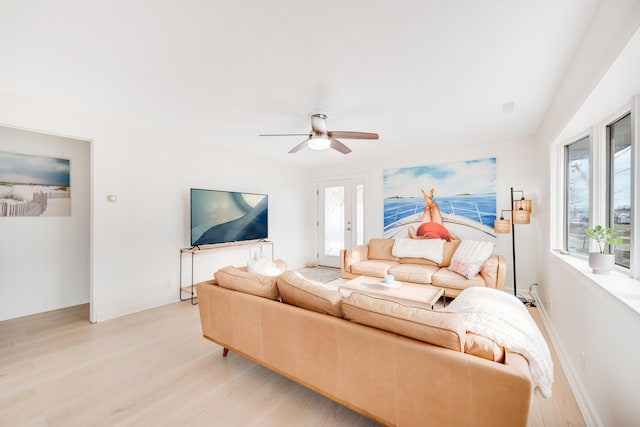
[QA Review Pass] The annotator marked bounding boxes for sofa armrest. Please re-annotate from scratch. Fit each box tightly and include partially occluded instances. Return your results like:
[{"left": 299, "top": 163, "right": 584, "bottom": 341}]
[
  {"left": 341, "top": 244, "right": 369, "bottom": 276},
  {"left": 480, "top": 254, "right": 507, "bottom": 290}
]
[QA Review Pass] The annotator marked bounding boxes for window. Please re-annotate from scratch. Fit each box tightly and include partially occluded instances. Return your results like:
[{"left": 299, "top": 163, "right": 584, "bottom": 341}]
[
  {"left": 607, "top": 113, "right": 632, "bottom": 268},
  {"left": 565, "top": 136, "right": 590, "bottom": 254},
  {"left": 561, "top": 109, "right": 634, "bottom": 273}
]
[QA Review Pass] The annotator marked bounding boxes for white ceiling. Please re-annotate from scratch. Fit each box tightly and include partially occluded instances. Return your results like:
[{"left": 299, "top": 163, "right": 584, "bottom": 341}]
[{"left": 0, "top": 0, "right": 599, "bottom": 166}]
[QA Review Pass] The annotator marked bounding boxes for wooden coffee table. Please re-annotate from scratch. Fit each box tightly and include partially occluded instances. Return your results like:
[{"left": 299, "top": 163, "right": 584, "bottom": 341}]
[{"left": 339, "top": 275, "right": 444, "bottom": 310}]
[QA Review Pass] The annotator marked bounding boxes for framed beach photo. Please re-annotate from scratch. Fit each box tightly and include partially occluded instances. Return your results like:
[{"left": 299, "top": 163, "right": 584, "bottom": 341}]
[
  {"left": 0, "top": 151, "right": 71, "bottom": 217},
  {"left": 383, "top": 158, "right": 496, "bottom": 241}
]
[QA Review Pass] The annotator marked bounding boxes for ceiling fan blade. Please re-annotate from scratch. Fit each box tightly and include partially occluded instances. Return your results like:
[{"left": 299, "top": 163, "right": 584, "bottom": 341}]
[
  {"left": 288, "top": 138, "right": 310, "bottom": 154},
  {"left": 260, "top": 133, "right": 310, "bottom": 137},
  {"left": 328, "top": 131, "right": 379, "bottom": 140},
  {"left": 330, "top": 138, "right": 352, "bottom": 154}
]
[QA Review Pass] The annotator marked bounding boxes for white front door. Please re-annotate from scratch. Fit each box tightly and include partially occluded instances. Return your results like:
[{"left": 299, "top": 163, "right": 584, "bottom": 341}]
[{"left": 317, "top": 179, "right": 365, "bottom": 267}]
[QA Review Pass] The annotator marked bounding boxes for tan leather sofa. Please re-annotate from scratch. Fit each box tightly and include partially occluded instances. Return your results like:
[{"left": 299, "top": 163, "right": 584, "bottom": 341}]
[
  {"left": 341, "top": 238, "right": 506, "bottom": 297},
  {"left": 197, "top": 267, "right": 533, "bottom": 427}
]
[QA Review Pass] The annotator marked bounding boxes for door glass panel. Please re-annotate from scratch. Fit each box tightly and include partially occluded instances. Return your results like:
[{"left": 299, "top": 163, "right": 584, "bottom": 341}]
[
  {"left": 356, "top": 184, "right": 364, "bottom": 245},
  {"left": 324, "top": 186, "right": 345, "bottom": 256}
]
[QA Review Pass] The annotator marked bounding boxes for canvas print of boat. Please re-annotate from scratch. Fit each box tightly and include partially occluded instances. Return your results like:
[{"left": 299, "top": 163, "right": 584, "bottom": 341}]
[
  {"left": 384, "top": 158, "right": 496, "bottom": 241},
  {"left": 0, "top": 151, "right": 71, "bottom": 217}
]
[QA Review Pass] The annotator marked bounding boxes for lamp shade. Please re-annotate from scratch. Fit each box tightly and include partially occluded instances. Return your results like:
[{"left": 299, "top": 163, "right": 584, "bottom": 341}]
[
  {"left": 514, "top": 198, "right": 532, "bottom": 213},
  {"left": 494, "top": 218, "right": 511, "bottom": 233},
  {"left": 513, "top": 209, "right": 530, "bottom": 224}
]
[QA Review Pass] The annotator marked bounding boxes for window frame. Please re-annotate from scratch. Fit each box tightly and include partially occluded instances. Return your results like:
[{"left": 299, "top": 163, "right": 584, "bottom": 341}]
[
  {"left": 606, "top": 112, "right": 633, "bottom": 268},
  {"left": 556, "top": 96, "right": 638, "bottom": 279}
]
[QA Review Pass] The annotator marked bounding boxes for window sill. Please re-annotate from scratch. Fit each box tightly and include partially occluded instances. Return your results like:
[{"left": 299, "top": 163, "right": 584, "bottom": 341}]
[{"left": 550, "top": 250, "right": 640, "bottom": 315}]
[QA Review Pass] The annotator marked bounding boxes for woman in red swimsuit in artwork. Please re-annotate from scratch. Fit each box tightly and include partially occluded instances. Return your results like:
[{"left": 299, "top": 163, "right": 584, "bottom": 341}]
[{"left": 407, "top": 188, "right": 459, "bottom": 242}]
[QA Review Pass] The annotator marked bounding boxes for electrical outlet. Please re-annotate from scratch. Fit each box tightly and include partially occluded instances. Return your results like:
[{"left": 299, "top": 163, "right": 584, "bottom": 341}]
[
  {"left": 579, "top": 351, "right": 587, "bottom": 373},
  {"left": 166, "top": 280, "right": 172, "bottom": 288}
]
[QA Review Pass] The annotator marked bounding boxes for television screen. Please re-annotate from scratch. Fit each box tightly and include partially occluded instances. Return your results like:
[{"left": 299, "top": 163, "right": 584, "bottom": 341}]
[{"left": 190, "top": 188, "right": 268, "bottom": 246}]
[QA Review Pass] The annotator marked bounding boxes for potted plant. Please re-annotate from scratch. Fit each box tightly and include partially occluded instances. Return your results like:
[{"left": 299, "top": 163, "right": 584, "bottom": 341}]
[{"left": 584, "top": 225, "right": 622, "bottom": 274}]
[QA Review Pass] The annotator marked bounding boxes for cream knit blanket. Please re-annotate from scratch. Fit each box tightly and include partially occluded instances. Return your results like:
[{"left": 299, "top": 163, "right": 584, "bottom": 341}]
[{"left": 444, "top": 287, "right": 554, "bottom": 398}]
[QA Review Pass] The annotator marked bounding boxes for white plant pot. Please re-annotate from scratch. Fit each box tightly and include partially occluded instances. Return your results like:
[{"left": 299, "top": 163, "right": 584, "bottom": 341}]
[{"left": 588, "top": 253, "right": 615, "bottom": 274}]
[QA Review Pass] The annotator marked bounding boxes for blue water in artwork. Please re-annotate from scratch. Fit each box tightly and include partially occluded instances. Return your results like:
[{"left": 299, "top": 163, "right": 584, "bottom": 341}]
[{"left": 384, "top": 194, "right": 496, "bottom": 231}]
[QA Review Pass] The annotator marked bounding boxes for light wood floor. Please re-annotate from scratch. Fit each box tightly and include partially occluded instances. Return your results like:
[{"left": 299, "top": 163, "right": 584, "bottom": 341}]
[{"left": 0, "top": 302, "right": 585, "bottom": 426}]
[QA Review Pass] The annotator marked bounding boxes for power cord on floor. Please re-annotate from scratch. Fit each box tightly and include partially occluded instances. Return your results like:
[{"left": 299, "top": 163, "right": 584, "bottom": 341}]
[{"left": 523, "top": 283, "right": 538, "bottom": 307}]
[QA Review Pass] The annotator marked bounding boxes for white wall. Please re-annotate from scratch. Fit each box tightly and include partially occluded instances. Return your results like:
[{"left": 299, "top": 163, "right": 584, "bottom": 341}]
[
  {"left": 0, "top": 125, "right": 90, "bottom": 321},
  {"left": 308, "top": 136, "right": 540, "bottom": 294},
  {"left": 0, "top": 91, "right": 313, "bottom": 322},
  {"left": 534, "top": 2, "right": 640, "bottom": 425}
]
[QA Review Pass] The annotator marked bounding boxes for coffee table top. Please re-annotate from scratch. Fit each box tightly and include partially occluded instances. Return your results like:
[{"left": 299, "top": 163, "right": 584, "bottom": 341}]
[{"left": 339, "top": 275, "right": 444, "bottom": 310}]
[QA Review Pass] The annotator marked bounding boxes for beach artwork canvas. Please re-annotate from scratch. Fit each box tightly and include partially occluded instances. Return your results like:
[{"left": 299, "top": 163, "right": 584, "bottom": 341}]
[
  {"left": 384, "top": 158, "right": 496, "bottom": 241},
  {"left": 0, "top": 151, "right": 71, "bottom": 217}
]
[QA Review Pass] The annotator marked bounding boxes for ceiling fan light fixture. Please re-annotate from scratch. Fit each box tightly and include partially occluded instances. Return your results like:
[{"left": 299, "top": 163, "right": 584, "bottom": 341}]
[
  {"left": 260, "top": 112, "right": 377, "bottom": 154},
  {"left": 308, "top": 135, "right": 331, "bottom": 150}
]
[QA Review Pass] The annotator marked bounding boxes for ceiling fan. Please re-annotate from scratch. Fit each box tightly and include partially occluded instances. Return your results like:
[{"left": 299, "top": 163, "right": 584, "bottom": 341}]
[{"left": 259, "top": 112, "right": 379, "bottom": 154}]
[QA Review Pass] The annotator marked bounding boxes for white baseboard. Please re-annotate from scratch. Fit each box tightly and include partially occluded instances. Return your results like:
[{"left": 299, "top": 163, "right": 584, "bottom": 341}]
[
  {"left": 531, "top": 290, "right": 603, "bottom": 427},
  {"left": 94, "top": 295, "right": 178, "bottom": 323}
]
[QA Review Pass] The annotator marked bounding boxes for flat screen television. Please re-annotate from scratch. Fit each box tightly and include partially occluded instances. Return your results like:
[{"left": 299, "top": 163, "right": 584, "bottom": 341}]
[{"left": 190, "top": 188, "right": 268, "bottom": 247}]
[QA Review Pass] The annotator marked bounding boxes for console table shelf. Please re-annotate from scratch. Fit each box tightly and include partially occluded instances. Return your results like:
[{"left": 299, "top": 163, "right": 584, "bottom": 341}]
[{"left": 179, "top": 240, "right": 273, "bottom": 304}]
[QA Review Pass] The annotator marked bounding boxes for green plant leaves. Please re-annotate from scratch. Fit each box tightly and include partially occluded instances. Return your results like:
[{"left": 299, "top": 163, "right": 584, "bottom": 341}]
[{"left": 585, "top": 225, "right": 622, "bottom": 254}]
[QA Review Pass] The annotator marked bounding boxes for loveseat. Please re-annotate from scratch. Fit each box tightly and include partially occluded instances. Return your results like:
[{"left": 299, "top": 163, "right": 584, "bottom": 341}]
[
  {"left": 197, "top": 265, "right": 535, "bottom": 427},
  {"left": 341, "top": 238, "right": 506, "bottom": 297}
]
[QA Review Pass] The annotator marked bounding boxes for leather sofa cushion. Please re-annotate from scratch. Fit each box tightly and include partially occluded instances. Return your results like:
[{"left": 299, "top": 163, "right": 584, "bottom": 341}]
[
  {"left": 465, "top": 332, "right": 505, "bottom": 362},
  {"left": 368, "top": 238, "right": 399, "bottom": 261},
  {"left": 342, "top": 292, "right": 466, "bottom": 351},
  {"left": 351, "top": 260, "right": 398, "bottom": 277},
  {"left": 388, "top": 264, "right": 438, "bottom": 284},
  {"left": 277, "top": 271, "right": 343, "bottom": 317},
  {"left": 398, "top": 257, "right": 439, "bottom": 266},
  {"left": 432, "top": 268, "right": 485, "bottom": 290},
  {"left": 214, "top": 266, "right": 279, "bottom": 300},
  {"left": 441, "top": 241, "right": 461, "bottom": 267}
]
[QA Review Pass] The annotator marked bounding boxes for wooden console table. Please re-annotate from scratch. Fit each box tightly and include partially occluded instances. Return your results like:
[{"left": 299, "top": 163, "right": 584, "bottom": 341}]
[{"left": 179, "top": 240, "right": 273, "bottom": 304}]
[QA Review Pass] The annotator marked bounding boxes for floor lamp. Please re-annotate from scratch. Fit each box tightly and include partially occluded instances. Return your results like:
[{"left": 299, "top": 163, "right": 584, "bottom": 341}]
[{"left": 494, "top": 187, "right": 532, "bottom": 305}]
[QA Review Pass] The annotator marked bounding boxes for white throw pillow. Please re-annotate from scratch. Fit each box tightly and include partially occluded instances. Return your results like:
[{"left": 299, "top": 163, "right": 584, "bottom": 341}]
[
  {"left": 391, "top": 238, "right": 444, "bottom": 264},
  {"left": 247, "top": 256, "right": 282, "bottom": 276},
  {"left": 448, "top": 240, "right": 494, "bottom": 279}
]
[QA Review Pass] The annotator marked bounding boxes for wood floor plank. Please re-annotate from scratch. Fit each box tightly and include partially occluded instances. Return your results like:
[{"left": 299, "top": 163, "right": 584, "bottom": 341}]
[
  {"left": 527, "top": 308, "right": 586, "bottom": 427},
  {"left": 0, "top": 301, "right": 585, "bottom": 426}
]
